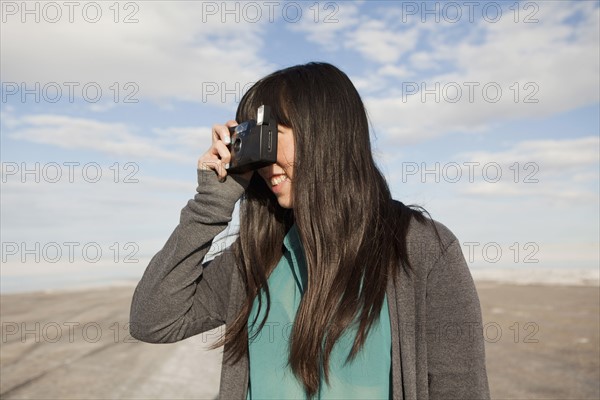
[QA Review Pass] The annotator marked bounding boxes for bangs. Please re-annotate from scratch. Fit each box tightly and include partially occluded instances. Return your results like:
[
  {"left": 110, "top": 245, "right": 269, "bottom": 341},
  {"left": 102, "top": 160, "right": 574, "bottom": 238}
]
[{"left": 236, "top": 74, "right": 293, "bottom": 128}]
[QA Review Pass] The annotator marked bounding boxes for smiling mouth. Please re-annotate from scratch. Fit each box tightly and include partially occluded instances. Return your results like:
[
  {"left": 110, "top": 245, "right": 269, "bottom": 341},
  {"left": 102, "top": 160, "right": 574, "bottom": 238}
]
[{"left": 270, "top": 174, "right": 289, "bottom": 187}]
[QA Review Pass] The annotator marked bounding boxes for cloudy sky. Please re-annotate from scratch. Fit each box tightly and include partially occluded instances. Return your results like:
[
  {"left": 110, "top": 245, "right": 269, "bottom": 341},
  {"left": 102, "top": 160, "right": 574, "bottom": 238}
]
[{"left": 1, "top": 1, "right": 598, "bottom": 292}]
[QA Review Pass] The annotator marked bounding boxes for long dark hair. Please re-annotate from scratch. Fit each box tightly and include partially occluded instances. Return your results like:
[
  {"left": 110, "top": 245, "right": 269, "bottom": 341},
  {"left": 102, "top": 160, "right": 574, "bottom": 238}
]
[{"left": 215, "top": 62, "right": 426, "bottom": 397}]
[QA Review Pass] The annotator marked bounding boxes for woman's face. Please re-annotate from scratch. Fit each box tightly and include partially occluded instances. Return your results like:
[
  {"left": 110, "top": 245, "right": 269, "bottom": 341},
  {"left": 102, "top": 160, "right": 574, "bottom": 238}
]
[{"left": 257, "top": 125, "right": 295, "bottom": 209}]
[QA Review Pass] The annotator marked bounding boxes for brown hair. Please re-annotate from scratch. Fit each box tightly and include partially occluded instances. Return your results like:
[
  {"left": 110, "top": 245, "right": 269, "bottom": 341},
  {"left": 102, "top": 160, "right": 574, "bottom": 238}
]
[{"left": 215, "top": 62, "right": 426, "bottom": 397}]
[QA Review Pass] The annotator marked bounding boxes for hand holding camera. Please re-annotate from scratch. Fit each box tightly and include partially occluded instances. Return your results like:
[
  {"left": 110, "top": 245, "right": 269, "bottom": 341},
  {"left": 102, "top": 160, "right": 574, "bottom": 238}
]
[
  {"left": 198, "top": 105, "right": 277, "bottom": 182},
  {"left": 197, "top": 120, "right": 247, "bottom": 181}
]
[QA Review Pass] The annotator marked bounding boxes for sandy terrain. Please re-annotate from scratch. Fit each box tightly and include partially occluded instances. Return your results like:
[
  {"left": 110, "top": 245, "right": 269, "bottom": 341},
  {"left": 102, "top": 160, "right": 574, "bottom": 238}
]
[{"left": 1, "top": 282, "right": 598, "bottom": 399}]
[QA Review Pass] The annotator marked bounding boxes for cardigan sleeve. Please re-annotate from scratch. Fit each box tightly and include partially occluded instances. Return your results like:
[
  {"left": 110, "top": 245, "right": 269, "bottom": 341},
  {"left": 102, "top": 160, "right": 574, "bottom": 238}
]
[
  {"left": 129, "top": 169, "right": 249, "bottom": 343},
  {"left": 425, "top": 234, "right": 491, "bottom": 399}
]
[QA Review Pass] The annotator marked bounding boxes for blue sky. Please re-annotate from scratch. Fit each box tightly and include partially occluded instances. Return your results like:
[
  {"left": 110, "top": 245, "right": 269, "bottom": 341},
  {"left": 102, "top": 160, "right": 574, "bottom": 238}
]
[{"left": 1, "top": 1, "right": 599, "bottom": 292}]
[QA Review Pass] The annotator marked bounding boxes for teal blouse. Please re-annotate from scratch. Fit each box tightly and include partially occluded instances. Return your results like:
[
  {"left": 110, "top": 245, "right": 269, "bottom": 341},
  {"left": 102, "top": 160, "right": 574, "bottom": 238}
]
[{"left": 247, "top": 224, "right": 392, "bottom": 399}]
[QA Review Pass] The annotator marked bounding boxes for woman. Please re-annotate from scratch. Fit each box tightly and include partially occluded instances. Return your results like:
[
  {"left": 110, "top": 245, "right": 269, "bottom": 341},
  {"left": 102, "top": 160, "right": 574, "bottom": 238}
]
[{"left": 130, "top": 62, "right": 490, "bottom": 399}]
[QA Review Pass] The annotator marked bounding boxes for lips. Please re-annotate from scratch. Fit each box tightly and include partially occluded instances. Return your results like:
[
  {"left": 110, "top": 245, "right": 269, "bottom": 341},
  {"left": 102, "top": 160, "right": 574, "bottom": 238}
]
[{"left": 269, "top": 174, "right": 289, "bottom": 187}]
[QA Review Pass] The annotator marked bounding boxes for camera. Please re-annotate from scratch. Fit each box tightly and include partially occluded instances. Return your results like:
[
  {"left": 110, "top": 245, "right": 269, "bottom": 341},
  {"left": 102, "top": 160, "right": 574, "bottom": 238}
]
[{"left": 227, "top": 105, "right": 278, "bottom": 173}]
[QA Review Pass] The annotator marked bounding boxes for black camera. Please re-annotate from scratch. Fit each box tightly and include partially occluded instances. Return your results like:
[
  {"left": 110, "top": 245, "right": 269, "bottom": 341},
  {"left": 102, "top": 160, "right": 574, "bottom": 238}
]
[{"left": 227, "top": 105, "right": 278, "bottom": 173}]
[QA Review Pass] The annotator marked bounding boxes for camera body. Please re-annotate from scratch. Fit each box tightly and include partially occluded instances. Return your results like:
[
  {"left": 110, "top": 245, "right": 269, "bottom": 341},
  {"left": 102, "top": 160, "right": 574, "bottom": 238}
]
[{"left": 227, "top": 105, "right": 278, "bottom": 173}]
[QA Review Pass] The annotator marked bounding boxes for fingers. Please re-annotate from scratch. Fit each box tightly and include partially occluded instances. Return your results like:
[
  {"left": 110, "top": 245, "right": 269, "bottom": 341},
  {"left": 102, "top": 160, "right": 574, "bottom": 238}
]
[
  {"left": 212, "top": 120, "right": 237, "bottom": 146},
  {"left": 224, "top": 120, "right": 238, "bottom": 129},
  {"left": 197, "top": 150, "right": 225, "bottom": 178},
  {"left": 198, "top": 121, "right": 239, "bottom": 181},
  {"left": 213, "top": 140, "right": 231, "bottom": 168}
]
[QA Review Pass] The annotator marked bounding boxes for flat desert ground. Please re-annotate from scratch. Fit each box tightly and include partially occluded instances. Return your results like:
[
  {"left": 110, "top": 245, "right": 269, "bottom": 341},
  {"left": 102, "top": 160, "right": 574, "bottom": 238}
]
[{"left": 1, "top": 282, "right": 598, "bottom": 399}]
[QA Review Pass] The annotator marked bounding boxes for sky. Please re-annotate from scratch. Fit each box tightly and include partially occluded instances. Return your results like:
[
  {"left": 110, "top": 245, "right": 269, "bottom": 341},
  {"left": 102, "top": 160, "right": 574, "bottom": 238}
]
[{"left": 1, "top": 0, "right": 599, "bottom": 292}]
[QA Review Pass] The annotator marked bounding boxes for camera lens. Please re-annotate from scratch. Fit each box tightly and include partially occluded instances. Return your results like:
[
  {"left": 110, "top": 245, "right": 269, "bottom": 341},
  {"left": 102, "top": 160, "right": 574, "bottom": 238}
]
[{"left": 233, "top": 138, "right": 242, "bottom": 152}]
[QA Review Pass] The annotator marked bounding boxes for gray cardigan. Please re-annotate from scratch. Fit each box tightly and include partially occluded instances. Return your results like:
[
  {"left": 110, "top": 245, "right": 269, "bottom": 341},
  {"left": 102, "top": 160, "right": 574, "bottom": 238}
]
[{"left": 130, "top": 170, "right": 490, "bottom": 400}]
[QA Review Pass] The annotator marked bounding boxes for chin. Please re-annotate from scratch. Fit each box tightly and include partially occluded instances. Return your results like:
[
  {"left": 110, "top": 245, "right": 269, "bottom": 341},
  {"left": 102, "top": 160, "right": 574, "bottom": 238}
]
[{"left": 277, "top": 197, "right": 293, "bottom": 209}]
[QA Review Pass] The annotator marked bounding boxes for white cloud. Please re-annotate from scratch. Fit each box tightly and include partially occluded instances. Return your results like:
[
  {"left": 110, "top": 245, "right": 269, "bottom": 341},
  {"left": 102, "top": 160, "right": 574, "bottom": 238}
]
[
  {"left": 383, "top": 136, "right": 599, "bottom": 218},
  {"left": 0, "top": 2, "right": 273, "bottom": 106},
  {"left": 377, "top": 64, "right": 413, "bottom": 79},
  {"left": 459, "top": 136, "right": 600, "bottom": 171},
  {"left": 7, "top": 114, "right": 184, "bottom": 162},
  {"left": 289, "top": 3, "right": 419, "bottom": 65},
  {"left": 0, "top": 157, "right": 238, "bottom": 288},
  {"left": 456, "top": 136, "right": 599, "bottom": 203},
  {"left": 359, "top": 2, "right": 600, "bottom": 144},
  {"left": 344, "top": 20, "right": 420, "bottom": 64},
  {"left": 6, "top": 113, "right": 214, "bottom": 163},
  {"left": 0, "top": 171, "right": 197, "bottom": 287},
  {"left": 460, "top": 181, "right": 598, "bottom": 204},
  {"left": 1, "top": 168, "right": 195, "bottom": 242},
  {"left": 152, "top": 126, "right": 212, "bottom": 150},
  {"left": 286, "top": 2, "right": 361, "bottom": 50},
  {"left": 87, "top": 102, "right": 117, "bottom": 113}
]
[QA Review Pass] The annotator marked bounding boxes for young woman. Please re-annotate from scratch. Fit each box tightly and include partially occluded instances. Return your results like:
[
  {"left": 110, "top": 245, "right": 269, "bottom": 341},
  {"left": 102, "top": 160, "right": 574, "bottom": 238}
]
[{"left": 130, "top": 62, "right": 490, "bottom": 399}]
